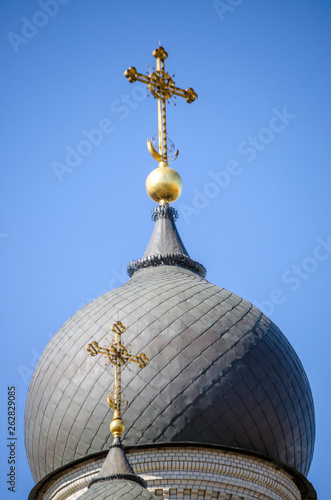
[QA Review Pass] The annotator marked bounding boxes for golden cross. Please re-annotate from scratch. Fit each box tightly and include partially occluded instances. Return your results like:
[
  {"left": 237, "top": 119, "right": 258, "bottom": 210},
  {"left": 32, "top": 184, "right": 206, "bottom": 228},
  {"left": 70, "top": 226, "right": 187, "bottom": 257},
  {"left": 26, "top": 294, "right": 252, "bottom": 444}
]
[
  {"left": 124, "top": 46, "right": 197, "bottom": 165},
  {"left": 86, "top": 321, "right": 149, "bottom": 438}
]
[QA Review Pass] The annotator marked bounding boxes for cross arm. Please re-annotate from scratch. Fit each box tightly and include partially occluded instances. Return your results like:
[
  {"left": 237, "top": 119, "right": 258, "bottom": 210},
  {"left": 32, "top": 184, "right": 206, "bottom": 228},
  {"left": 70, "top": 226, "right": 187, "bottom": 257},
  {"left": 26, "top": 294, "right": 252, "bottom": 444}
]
[{"left": 124, "top": 67, "right": 197, "bottom": 103}]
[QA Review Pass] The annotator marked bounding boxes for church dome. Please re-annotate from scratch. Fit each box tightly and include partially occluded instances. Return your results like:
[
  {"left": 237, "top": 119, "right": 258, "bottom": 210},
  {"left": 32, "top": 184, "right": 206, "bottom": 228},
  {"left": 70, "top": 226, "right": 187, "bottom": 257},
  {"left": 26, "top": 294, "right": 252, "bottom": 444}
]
[{"left": 24, "top": 206, "right": 315, "bottom": 482}]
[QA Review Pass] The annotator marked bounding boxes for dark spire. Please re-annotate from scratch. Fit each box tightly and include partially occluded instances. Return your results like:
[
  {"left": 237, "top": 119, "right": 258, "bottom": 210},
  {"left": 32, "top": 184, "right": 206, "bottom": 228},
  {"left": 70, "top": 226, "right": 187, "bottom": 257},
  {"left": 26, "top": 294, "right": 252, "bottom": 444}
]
[
  {"left": 143, "top": 205, "right": 188, "bottom": 257},
  {"left": 87, "top": 439, "right": 147, "bottom": 491},
  {"left": 127, "top": 204, "right": 207, "bottom": 278}
]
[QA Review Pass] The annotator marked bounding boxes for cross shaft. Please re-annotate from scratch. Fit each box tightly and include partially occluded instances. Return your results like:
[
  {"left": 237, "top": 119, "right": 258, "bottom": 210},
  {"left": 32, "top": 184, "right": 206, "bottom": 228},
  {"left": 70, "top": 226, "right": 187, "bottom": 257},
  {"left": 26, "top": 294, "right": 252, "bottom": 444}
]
[
  {"left": 86, "top": 321, "right": 149, "bottom": 437},
  {"left": 124, "top": 46, "right": 197, "bottom": 164}
]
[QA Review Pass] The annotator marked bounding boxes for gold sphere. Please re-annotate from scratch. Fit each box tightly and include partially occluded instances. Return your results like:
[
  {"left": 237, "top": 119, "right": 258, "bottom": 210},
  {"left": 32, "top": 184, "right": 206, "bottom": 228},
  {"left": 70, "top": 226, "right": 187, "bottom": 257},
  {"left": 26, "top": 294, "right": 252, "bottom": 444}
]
[
  {"left": 110, "top": 417, "right": 125, "bottom": 438},
  {"left": 146, "top": 163, "right": 182, "bottom": 204}
]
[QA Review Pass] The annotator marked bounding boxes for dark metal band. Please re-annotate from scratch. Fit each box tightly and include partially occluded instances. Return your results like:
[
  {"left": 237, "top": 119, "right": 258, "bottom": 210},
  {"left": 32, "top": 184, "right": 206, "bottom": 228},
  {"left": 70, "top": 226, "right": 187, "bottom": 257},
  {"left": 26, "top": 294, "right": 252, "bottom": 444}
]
[
  {"left": 151, "top": 204, "right": 178, "bottom": 222},
  {"left": 127, "top": 252, "right": 207, "bottom": 278},
  {"left": 88, "top": 473, "right": 147, "bottom": 489}
]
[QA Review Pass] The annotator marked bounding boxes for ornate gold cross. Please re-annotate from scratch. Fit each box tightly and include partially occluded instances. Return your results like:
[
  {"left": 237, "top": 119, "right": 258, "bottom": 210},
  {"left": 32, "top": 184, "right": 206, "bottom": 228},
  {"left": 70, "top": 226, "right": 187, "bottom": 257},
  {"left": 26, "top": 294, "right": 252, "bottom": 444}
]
[
  {"left": 124, "top": 46, "right": 197, "bottom": 166},
  {"left": 86, "top": 321, "right": 149, "bottom": 438}
]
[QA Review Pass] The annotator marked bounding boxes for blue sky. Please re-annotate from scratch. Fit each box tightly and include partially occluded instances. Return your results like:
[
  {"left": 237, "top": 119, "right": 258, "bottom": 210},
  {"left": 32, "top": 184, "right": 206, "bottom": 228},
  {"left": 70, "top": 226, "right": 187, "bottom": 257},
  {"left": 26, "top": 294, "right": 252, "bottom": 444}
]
[{"left": 1, "top": 0, "right": 330, "bottom": 498}]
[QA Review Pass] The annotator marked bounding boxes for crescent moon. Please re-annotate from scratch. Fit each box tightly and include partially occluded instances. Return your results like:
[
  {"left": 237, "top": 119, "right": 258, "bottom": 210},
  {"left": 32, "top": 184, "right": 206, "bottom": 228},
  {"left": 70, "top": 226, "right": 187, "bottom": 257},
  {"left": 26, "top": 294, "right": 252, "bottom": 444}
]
[
  {"left": 107, "top": 394, "right": 116, "bottom": 409},
  {"left": 147, "top": 139, "right": 163, "bottom": 162}
]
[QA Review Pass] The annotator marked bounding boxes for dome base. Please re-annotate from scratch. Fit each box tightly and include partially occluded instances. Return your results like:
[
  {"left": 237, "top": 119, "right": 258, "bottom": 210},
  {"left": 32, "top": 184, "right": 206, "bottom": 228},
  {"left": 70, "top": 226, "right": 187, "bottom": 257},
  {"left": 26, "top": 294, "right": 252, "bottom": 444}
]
[{"left": 28, "top": 444, "right": 316, "bottom": 500}]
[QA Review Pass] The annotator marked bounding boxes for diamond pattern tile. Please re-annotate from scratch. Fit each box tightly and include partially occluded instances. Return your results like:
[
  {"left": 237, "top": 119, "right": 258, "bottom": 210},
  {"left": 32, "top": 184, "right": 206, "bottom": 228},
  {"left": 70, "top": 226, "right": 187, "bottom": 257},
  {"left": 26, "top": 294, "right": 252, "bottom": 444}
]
[
  {"left": 25, "top": 265, "right": 315, "bottom": 482},
  {"left": 78, "top": 479, "right": 158, "bottom": 499}
]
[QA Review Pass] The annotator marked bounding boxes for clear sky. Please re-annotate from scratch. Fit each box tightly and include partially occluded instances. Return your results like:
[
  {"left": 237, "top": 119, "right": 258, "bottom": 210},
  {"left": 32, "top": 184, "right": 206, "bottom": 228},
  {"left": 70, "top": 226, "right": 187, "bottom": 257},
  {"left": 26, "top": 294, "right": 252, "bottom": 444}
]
[{"left": 1, "top": 0, "right": 330, "bottom": 498}]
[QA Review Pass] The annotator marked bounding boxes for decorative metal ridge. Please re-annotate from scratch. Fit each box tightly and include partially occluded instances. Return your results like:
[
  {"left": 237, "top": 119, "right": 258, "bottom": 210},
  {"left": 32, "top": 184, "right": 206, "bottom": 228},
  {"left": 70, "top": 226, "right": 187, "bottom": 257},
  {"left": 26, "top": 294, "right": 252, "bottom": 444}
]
[
  {"left": 127, "top": 252, "right": 207, "bottom": 278},
  {"left": 151, "top": 203, "right": 178, "bottom": 222},
  {"left": 109, "top": 442, "right": 124, "bottom": 449},
  {"left": 88, "top": 473, "right": 147, "bottom": 489}
]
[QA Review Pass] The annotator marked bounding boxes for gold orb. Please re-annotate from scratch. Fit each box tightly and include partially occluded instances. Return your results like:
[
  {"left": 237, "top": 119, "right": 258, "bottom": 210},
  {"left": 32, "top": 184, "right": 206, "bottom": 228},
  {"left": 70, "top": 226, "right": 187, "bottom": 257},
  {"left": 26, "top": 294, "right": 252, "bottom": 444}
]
[
  {"left": 146, "top": 164, "right": 182, "bottom": 204},
  {"left": 110, "top": 417, "right": 125, "bottom": 437}
]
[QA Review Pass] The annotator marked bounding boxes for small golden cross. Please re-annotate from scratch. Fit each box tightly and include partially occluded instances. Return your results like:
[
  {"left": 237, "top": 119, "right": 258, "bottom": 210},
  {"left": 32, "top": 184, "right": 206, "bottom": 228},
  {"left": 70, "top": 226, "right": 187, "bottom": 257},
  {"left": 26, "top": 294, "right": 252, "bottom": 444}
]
[
  {"left": 86, "top": 321, "right": 149, "bottom": 438},
  {"left": 124, "top": 46, "right": 197, "bottom": 165}
]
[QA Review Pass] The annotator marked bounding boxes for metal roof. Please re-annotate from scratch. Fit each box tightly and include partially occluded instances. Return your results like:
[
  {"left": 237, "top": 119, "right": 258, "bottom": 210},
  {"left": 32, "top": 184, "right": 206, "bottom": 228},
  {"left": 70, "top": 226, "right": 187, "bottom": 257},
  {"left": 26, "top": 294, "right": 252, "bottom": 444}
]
[{"left": 25, "top": 206, "right": 315, "bottom": 482}]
